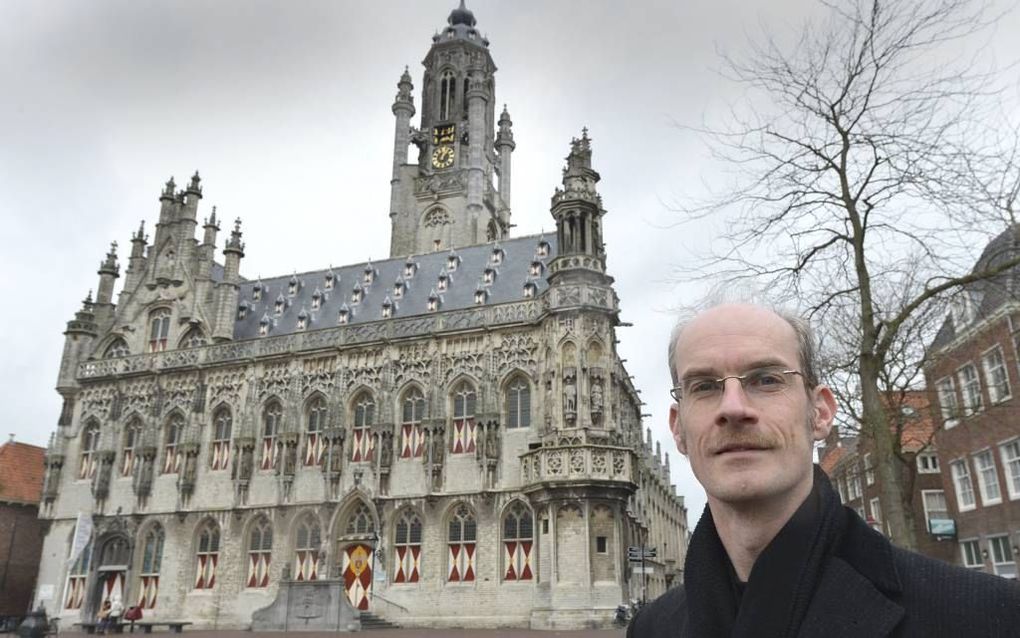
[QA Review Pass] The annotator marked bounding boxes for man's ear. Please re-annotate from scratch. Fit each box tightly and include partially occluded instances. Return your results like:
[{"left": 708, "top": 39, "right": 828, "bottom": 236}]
[
  {"left": 811, "top": 385, "right": 837, "bottom": 442},
  {"left": 669, "top": 403, "right": 687, "bottom": 455}
]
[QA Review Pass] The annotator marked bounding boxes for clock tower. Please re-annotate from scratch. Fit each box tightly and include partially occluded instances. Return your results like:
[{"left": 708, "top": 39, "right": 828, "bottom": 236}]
[{"left": 388, "top": 1, "right": 513, "bottom": 258}]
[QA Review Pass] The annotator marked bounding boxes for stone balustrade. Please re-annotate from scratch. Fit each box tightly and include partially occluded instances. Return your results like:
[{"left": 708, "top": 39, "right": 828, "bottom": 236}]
[{"left": 520, "top": 443, "right": 635, "bottom": 486}]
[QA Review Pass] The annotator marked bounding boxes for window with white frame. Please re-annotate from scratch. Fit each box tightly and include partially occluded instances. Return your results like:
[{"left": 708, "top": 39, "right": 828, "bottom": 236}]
[
  {"left": 958, "top": 364, "right": 983, "bottom": 415},
  {"left": 921, "top": 490, "right": 948, "bottom": 532},
  {"left": 961, "top": 539, "right": 983, "bottom": 569},
  {"left": 246, "top": 518, "right": 273, "bottom": 588},
  {"left": 210, "top": 407, "right": 231, "bottom": 471},
  {"left": 869, "top": 496, "right": 882, "bottom": 528},
  {"left": 999, "top": 440, "right": 1020, "bottom": 500},
  {"left": 194, "top": 521, "right": 220, "bottom": 590},
  {"left": 935, "top": 377, "right": 959, "bottom": 428},
  {"left": 973, "top": 450, "right": 1002, "bottom": 505},
  {"left": 864, "top": 453, "right": 875, "bottom": 485},
  {"left": 838, "top": 477, "right": 848, "bottom": 503},
  {"left": 78, "top": 421, "right": 100, "bottom": 480},
  {"left": 989, "top": 535, "right": 1017, "bottom": 578},
  {"left": 950, "top": 459, "right": 977, "bottom": 511},
  {"left": 982, "top": 346, "right": 1011, "bottom": 404},
  {"left": 505, "top": 376, "right": 531, "bottom": 429},
  {"left": 916, "top": 452, "right": 940, "bottom": 474},
  {"left": 848, "top": 472, "right": 862, "bottom": 501},
  {"left": 148, "top": 309, "right": 171, "bottom": 353}
]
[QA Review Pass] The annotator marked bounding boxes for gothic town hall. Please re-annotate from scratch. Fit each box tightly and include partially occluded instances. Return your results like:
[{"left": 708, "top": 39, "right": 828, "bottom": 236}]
[{"left": 35, "top": 3, "right": 688, "bottom": 630}]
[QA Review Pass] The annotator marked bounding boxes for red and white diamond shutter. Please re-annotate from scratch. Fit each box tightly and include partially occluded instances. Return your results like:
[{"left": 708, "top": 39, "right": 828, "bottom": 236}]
[
  {"left": 448, "top": 505, "right": 477, "bottom": 582},
  {"left": 246, "top": 519, "right": 273, "bottom": 588},
  {"left": 503, "top": 503, "right": 535, "bottom": 581}
]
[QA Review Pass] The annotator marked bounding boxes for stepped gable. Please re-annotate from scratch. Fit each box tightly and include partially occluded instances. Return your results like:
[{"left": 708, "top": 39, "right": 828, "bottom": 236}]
[{"left": 233, "top": 233, "right": 556, "bottom": 339}]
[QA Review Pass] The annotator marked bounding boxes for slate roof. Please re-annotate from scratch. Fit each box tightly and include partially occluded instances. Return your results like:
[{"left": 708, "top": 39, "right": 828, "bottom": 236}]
[
  {"left": 930, "top": 225, "right": 1020, "bottom": 350},
  {"left": 233, "top": 234, "right": 555, "bottom": 340},
  {"left": 0, "top": 440, "right": 45, "bottom": 505}
]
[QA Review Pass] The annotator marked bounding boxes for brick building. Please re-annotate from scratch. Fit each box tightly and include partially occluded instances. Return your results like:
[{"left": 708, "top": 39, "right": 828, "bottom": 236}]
[
  {"left": 0, "top": 437, "right": 46, "bottom": 623},
  {"left": 924, "top": 226, "right": 1020, "bottom": 579},
  {"left": 32, "top": 3, "right": 688, "bottom": 630},
  {"left": 819, "top": 391, "right": 956, "bottom": 565}
]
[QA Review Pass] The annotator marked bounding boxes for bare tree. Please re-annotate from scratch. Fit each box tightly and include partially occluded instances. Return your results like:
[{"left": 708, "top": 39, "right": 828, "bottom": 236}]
[{"left": 680, "top": 0, "right": 1020, "bottom": 550}]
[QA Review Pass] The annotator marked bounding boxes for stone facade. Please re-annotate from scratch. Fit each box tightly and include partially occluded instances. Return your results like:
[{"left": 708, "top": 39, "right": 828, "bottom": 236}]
[{"left": 33, "top": 3, "right": 688, "bottom": 631}]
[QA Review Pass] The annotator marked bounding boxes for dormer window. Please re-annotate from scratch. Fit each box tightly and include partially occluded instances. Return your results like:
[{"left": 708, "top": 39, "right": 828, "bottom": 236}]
[
  {"left": 238, "top": 302, "right": 249, "bottom": 320},
  {"left": 491, "top": 245, "right": 504, "bottom": 265},
  {"left": 381, "top": 297, "right": 394, "bottom": 319},
  {"left": 363, "top": 262, "right": 375, "bottom": 285},
  {"left": 311, "top": 289, "right": 322, "bottom": 311},
  {"left": 483, "top": 267, "right": 496, "bottom": 285},
  {"left": 530, "top": 261, "right": 544, "bottom": 277},
  {"left": 427, "top": 290, "right": 440, "bottom": 313},
  {"left": 393, "top": 278, "right": 405, "bottom": 299},
  {"left": 447, "top": 250, "right": 460, "bottom": 272},
  {"left": 288, "top": 275, "right": 300, "bottom": 297},
  {"left": 258, "top": 315, "right": 271, "bottom": 337},
  {"left": 950, "top": 291, "right": 977, "bottom": 329},
  {"left": 274, "top": 294, "right": 286, "bottom": 316},
  {"left": 351, "top": 284, "right": 363, "bottom": 304},
  {"left": 324, "top": 270, "right": 336, "bottom": 291},
  {"left": 296, "top": 309, "right": 309, "bottom": 331},
  {"left": 536, "top": 239, "right": 550, "bottom": 257},
  {"left": 437, "top": 272, "right": 449, "bottom": 292},
  {"left": 523, "top": 281, "right": 537, "bottom": 298},
  {"left": 474, "top": 288, "right": 487, "bottom": 305},
  {"left": 252, "top": 282, "right": 263, "bottom": 302},
  {"left": 338, "top": 304, "right": 351, "bottom": 325},
  {"left": 404, "top": 258, "right": 417, "bottom": 279}
]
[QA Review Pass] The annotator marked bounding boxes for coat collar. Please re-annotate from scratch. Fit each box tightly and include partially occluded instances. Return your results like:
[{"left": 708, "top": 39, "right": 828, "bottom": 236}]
[{"left": 797, "top": 556, "right": 905, "bottom": 637}]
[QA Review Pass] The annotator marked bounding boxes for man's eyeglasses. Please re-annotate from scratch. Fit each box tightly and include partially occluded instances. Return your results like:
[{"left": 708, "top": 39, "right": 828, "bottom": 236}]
[{"left": 669, "top": 368, "right": 804, "bottom": 403}]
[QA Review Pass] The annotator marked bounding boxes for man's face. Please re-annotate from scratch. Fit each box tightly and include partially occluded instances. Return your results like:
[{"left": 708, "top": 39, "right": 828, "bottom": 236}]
[{"left": 668, "top": 305, "right": 835, "bottom": 507}]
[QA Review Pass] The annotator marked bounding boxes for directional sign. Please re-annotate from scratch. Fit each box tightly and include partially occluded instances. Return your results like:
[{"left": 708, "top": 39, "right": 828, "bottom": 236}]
[{"left": 627, "top": 547, "right": 657, "bottom": 561}]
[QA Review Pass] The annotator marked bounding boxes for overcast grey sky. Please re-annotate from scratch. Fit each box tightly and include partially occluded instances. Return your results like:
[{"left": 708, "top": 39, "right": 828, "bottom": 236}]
[{"left": 2, "top": 0, "right": 1018, "bottom": 522}]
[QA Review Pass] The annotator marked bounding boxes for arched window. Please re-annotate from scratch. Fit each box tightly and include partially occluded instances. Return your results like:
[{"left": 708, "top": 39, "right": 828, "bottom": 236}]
[
  {"left": 260, "top": 401, "right": 282, "bottom": 470},
  {"left": 210, "top": 407, "right": 232, "bottom": 471},
  {"left": 438, "top": 70, "right": 456, "bottom": 121},
  {"left": 162, "top": 413, "right": 184, "bottom": 474},
  {"left": 400, "top": 388, "right": 426, "bottom": 459},
  {"left": 246, "top": 518, "right": 273, "bottom": 589},
  {"left": 506, "top": 377, "right": 531, "bottom": 429},
  {"left": 137, "top": 525, "right": 164, "bottom": 609},
  {"left": 79, "top": 421, "right": 100, "bottom": 480},
  {"left": 194, "top": 521, "right": 220, "bottom": 590},
  {"left": 294, "top": 516, "right": 322, "bottom": 581},
  {"left": 351, "top": 393, "right": 375, "bottom": 462},
  {"left": 148, "top": 309, "right": 171, "bottom": 353},
  {"left": 447, "top": 505, "right": 477, "bottom": 582},
  {"left": 503, "top": 503, "right": 534, "bottom": 581},
  {"left": 179, "top": 327, "right": 206, "bottom": 349},
  {"left": 104, "top": 338, "right": 129, "bottom": 359},
  {"left": 63, "top": 538, "right": 91, "bottom": 609},
  {"left": 451, "top": 381, "right": 477, "bottom": 454},
  {"left": 121, "top": 418, "right": 143, "bottom": 477},
  {"left": 344, "top": 503, "right": 376, "bottom": 536},
  {"left": 394, "top": 510, "right": 422, "bottom": 583},
  {"left": 304, "top": 396, "right": 327, "bottom": 466}
]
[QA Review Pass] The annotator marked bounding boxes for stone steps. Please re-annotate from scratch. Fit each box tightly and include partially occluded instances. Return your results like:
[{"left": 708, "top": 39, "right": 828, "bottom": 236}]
[{"left": 360, "top": 612, "right": 400, "bottom": 630}]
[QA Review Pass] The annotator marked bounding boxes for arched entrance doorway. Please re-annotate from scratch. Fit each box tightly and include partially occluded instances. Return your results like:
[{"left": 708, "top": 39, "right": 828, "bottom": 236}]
[
  {"left": 92, "top": 536, "right": 130, "bottom": 612},
  {"left": 340, "top": 543, "right": 373, "bottom": 610},
  {"left": 333, "top": 500, "right": 377, "bottom": 611}
]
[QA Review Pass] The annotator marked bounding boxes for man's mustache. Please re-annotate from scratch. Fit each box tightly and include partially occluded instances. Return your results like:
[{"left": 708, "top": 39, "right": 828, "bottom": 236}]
[{"left": 711, "top": 433, "right": 778, "bottom": 455}]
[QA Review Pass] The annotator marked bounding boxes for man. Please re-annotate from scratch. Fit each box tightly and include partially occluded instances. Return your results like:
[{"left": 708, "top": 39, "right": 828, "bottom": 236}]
[{"left": 629, "top": 304, "right": 1020, "bottom": 638}]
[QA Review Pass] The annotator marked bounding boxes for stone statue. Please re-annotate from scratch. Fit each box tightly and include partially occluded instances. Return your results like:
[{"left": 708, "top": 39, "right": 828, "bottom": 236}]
[
  {"left": 563, "top": 372, "right": 577, "bottom": 422},
  {"left": 380, "top": 433, "right": 393, "bottom": 468},
  {"left": 590, "top": 380, "right": 604, "bottom": 421},
  {"left": 485, "top": 424, "right": 499, "bottom": 460}
]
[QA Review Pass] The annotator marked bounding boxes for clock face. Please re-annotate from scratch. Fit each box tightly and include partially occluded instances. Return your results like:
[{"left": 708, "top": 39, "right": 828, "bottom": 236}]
[{"left": 432, "top": 145, "right": 455, "bottom": 169}]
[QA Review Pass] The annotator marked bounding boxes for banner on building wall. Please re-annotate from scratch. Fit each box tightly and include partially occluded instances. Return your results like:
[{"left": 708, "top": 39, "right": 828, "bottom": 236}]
[{"left": 67, "top": 512, "right": 93, "bottom": 566}]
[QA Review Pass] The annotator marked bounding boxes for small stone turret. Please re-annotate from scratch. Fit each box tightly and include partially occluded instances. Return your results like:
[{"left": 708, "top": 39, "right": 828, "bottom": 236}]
[
  {"left": 57, "top": 292, "right": 98, "bottom": 390},
  {"left": 123, "top": 221, "right": 148, "bottom": 294},
  {"left": 213, "top": 218, "right": 245, "bottom": 341},
  {"left": 548, "top": 129, "right": 609, "bottom": 285},
  {"left": 95, "top": 242, "right": 120, "bottom": 306},
  {"left": 495, "top": 104, "right": 514, "bottom": 209}
]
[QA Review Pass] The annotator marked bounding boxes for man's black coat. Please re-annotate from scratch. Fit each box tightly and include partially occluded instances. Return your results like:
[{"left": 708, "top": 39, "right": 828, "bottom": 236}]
[{"left": 629, "top": 485, "right": 1020, "bottom": 637}]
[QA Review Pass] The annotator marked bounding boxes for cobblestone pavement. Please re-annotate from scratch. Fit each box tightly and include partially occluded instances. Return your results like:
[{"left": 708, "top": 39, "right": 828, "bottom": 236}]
[{"left": 54, "top": 631, "right": 627, "bottom": 638}]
